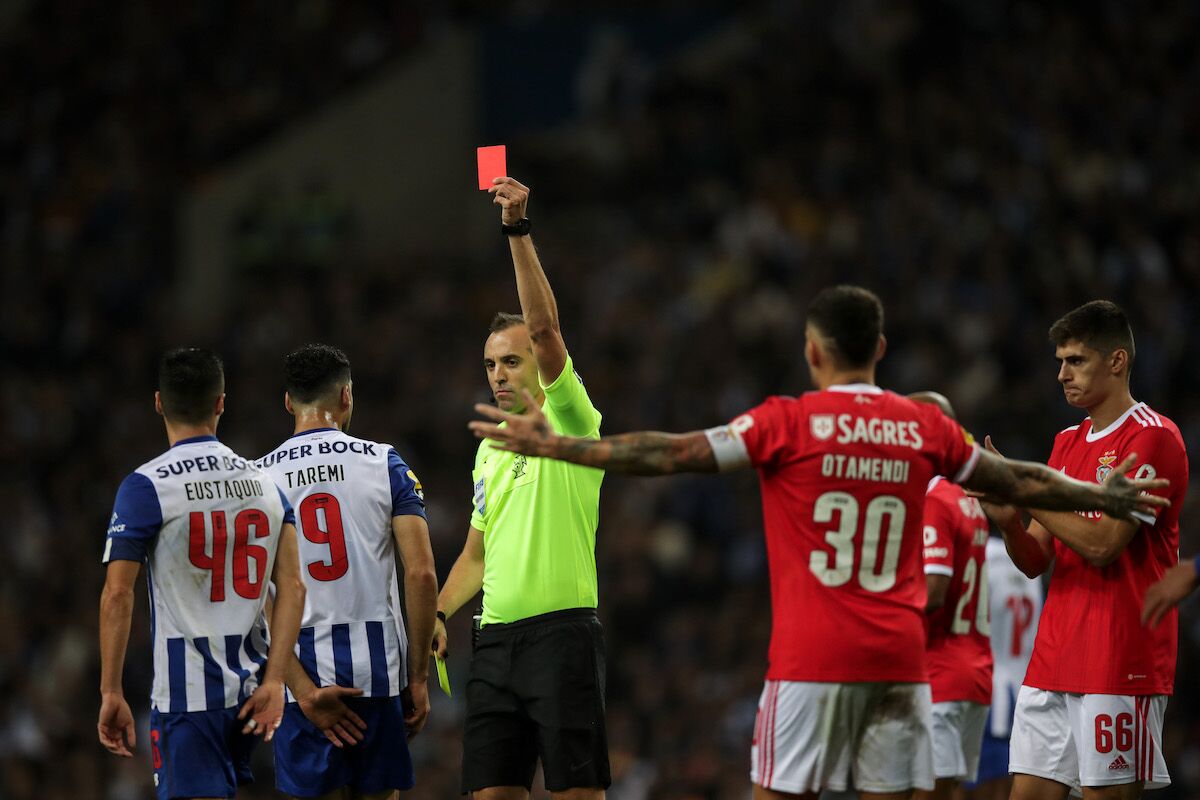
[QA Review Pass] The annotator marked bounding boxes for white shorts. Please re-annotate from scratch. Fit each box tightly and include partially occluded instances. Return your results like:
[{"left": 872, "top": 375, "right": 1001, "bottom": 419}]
[
  {"left": 750, "top": 680, "right": 934, "bottom": 794},
  {"left": 1010, "top": 686, "right": 1170, "bottom": 792},
  {"left": 931, "top": 701, "right": 989, "bottom": 782}
]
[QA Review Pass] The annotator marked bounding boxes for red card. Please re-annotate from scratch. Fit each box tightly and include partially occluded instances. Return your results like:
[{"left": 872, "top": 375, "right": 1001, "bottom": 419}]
[{"left": 477, "top": 145, "right": 506, "bottom": 190}]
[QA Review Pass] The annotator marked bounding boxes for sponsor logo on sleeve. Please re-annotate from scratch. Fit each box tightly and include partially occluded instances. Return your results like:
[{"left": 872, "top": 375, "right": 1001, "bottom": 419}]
[
  {"left": 407, "top": 469, "right": 424, "bottom": 501},
  {"left": 810, "top": 414, "right": 835, "bottom": 441}
]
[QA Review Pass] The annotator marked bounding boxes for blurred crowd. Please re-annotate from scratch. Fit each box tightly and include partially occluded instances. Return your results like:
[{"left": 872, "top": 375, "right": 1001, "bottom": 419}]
[{"left": 3, "top": 1, "right": 1200, "bottom": 798}]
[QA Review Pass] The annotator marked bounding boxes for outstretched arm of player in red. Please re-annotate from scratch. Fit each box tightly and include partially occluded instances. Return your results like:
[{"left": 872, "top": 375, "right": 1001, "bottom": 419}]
[
  {"left": 963, "top": 449, "right": 1168, "bottom": 523},
  {"left": 470, "top": 394, "right": 721, "bottom": 475},
  {"left": 98, "top": 560, "right": 141, "bottom": 757}
]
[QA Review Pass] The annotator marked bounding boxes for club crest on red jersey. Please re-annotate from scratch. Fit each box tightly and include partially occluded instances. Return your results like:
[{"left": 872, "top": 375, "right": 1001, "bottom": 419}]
[
  {"left": 1096, "top": 452, "right": 1118, "bottom": 483},
  {"left": 810, "top": 414, "right": 836, "bottom": 441}
]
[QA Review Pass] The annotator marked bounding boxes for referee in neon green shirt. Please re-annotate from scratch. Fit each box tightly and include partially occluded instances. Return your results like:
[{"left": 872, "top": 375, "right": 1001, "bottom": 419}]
[{"left": 434, "top": 176, "right": 608, "bottom": 799}]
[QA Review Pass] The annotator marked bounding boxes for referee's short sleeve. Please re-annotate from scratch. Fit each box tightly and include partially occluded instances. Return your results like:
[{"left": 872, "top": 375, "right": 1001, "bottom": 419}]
[
  {"left": 540, "top": 355, "right": 601, "bottom": 438},
  {"left": 104, "top": 472, "right": 162, "bottom": 563},
  {"left": 471, "top": 444, "right": 488, "bottom": 532}
]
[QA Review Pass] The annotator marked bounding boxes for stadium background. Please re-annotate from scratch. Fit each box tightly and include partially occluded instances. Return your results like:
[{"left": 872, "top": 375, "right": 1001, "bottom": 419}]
[{"left": 3, "top": 2, "right": 1199, "bottom": 798}]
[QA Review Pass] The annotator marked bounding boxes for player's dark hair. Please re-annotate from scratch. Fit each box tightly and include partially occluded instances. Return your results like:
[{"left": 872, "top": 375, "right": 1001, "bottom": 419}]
[
  {"left": 489, "top": 312, "right": 525, "bottom": 334},
  {"left": 284, "top": 343, "right": 352, "bottom": 404},
  {"left": 1049, "top": 301, "right": 1135, "bottom": 366},
  {"left": 806, "top": 285, "right": 885, "bottom": 368},
  {"left": 158, "top": 347, "right": 225, "bottom": 424}
]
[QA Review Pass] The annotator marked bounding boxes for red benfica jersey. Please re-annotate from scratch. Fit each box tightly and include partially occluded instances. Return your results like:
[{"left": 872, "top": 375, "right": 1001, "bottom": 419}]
[
  {"left": 734, "top": 384, "right": 980, "bottom": 683},
  {"left": 1024, "top": 402, "right": 1186, "bottom": 696},
  {"left": 923, "top": 477, "right": 994, "bottom": 704}
]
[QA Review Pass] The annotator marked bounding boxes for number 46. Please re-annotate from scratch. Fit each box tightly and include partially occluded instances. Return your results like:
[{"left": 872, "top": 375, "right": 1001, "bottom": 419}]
[{"left": 188, "top": 509, "right": 271, "bottom": 601}]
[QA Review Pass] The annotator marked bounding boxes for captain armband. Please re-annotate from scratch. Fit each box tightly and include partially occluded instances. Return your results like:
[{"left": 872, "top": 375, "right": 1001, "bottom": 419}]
[{"left": 704, "top": 425, "right": 752, "bottom": 472}]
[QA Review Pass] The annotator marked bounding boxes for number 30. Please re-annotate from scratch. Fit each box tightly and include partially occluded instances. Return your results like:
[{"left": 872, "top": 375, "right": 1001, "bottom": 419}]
[{"left": 810, "top": 492, "right": 905, "bottom": 592}]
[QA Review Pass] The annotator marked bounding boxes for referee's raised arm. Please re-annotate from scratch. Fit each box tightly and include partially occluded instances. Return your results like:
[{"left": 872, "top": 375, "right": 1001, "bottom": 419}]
[{"left": 488, "top": 176, "right": 567, "bottom": 382}]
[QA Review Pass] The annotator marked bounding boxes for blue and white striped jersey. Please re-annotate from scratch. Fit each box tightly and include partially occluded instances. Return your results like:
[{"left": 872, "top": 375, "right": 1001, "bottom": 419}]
[
  {"left": 257, "top": 428, "right": 425, "bottom": 698},
  {"left": 103, "top": 436, "right": 295, "bottom": 713}
]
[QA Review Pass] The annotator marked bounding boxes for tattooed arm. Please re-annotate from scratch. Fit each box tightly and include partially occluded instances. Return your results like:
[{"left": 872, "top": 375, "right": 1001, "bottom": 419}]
[
  {"left": 468, "top": 394, "right": 742, "bottom": 475},
  {"left": 550, "top": 430, "right": 719, "bottom": 475},
  {"left": 963, "top": 450, "right": 1169, "bottom": 522},
  {"left": 469, "top": 393, "right": 1170, "bottom": 517}
]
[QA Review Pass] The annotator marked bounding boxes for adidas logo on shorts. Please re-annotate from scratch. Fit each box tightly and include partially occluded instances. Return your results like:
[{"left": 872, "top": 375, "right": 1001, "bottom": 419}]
[{"left": 1108, "top": 755, "right": 1131, "bottom": 771}]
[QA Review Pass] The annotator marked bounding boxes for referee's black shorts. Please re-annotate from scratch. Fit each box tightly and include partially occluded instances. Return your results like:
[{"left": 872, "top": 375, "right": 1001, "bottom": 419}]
[{"left": 461, "top": 608, "right": 610, "bottom": 793}]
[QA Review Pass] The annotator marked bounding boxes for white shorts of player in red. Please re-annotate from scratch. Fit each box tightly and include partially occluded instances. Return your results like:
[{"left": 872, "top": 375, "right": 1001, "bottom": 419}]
[
  {"left": 931, "top": 701, "right": 989, "bottom": 782},
  {"left": 1010, "top": 686, "right": 1170, "bottom": 793},
  {"left": 750, "top": 680, "right": 934, "bottom": 794}
]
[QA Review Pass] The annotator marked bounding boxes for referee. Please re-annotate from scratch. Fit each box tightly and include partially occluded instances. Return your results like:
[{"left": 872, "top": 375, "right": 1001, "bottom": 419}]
[{"left": 434, "top": 176, "right": 609, "bottom": 799}]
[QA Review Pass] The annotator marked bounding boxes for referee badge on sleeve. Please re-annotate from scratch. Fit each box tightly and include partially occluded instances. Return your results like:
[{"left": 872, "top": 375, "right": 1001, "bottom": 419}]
[{"left": 473, "top": 477, "right": 486, "bottom": 516}]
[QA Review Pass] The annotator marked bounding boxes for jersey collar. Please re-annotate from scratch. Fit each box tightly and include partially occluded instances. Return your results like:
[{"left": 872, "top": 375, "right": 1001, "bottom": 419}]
[
  {"left": 289, "top": 427, "right": 339, "bottom": 439},
  {"left": 1084, "top": 402, "right": 1143, "bottom": 442},
  {"left": 826, "top": 383, "right": 884, "bottom": 394},
  {"left": 171, "top": 435, "right": 219, "bottom": 448}
]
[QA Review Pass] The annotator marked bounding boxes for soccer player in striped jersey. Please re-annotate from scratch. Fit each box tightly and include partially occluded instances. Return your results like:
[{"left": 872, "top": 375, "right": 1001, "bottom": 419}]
[
  {"left": 260, "top": 343, "right": 437, "bottom": 799},
  {"left": 98, "top": 347, "right": 307, "bottom": 800},
  {"left": 982, "top": 301, "right": 1187, "bottom": 799}
]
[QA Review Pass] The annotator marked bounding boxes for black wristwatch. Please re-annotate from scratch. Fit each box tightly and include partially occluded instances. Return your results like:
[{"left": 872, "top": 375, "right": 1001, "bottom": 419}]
[
  {"left": 436, "top": 610, "right": 447, "bottom": 624},
  {"left": 501, "top": 218, "right": 531, "bottom": 237}
]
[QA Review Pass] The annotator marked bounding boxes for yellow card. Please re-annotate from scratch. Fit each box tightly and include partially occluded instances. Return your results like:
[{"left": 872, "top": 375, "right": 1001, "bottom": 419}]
[{"left": 435, "top": 655, "right": 452, "bottom": 697}]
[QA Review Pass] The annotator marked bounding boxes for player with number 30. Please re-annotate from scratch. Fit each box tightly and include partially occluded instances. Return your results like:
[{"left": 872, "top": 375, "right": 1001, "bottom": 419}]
[{"left": 469, "top": 286, "right": 1172, "bottom": 800}]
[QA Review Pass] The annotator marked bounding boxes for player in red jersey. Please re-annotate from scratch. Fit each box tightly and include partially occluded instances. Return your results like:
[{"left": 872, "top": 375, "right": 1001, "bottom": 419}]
[
  {"left": 909, "top": 392, "right": 993, "bottom": 800},
  {"left": 469, "top": 286, "right": 1170, "bottom": 800},
  {"left": 980, "top": 301, "right": 1187, "bottom": 800}
]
